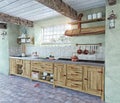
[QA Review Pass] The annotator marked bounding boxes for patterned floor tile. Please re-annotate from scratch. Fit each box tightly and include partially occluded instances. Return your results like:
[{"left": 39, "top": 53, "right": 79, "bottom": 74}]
[{"left": 0, "top": 73, "right": 105, "bottom": 103}]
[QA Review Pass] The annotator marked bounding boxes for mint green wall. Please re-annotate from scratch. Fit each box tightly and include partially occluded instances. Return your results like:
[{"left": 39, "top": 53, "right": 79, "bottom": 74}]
[
  {"left": 8, "top": 23, "right": 19, "bottom": 47},
  {"left": 0, "top": 23, "right": 19, "bottom": 75},
  {"left": 0, "top": 27, "right": 9, "bottom": 75},
  {"left": 105, "top": 1, "right": 120, "bottom": 103}
]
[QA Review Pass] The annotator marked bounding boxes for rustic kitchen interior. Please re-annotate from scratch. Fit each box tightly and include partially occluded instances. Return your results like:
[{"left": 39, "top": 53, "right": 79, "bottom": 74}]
[{"left": 0, "top": 0, "right": 119, "bottom": 103}]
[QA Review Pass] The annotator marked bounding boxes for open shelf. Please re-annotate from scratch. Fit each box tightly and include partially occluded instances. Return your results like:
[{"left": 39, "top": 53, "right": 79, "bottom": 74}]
[
  {"left": 31, "top": 70, "right": 54, "bottom": 85},
  {"left": 17, "top": 37, "right": 34, "bottom": 44},
  {"left": 65, "top": 16, "right": 105, "bottom": 36},
  {"left": 65, "top": 26, "right": 105, "bottom": 36},
  {"left": 69, "top": 17, "right": 105, "bottom": 25}
]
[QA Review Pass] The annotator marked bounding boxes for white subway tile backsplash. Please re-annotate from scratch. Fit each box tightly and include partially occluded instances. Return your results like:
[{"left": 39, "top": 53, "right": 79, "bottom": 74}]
[
  {"left": 9, "top": 46, "right": 22, "bottom": 56},
  {"left": 9, "top": 44, "right": 105, "bottom": 61}
]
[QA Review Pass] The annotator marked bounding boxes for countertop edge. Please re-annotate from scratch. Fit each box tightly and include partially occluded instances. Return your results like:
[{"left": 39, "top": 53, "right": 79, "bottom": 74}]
[{"left": 9, "top": 57, "right": 105, "bottom": 67}]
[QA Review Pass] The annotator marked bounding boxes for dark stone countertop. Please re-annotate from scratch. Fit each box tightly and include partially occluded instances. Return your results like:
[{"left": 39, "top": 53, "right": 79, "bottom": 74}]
[{"left": 10, "top": 56, "right": 105, "bottom": 67}]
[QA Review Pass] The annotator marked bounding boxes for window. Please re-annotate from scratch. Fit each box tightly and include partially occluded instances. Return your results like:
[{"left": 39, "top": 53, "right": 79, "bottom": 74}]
[{"left": 41, "top": 24, "right": 71, "bottom": 44}]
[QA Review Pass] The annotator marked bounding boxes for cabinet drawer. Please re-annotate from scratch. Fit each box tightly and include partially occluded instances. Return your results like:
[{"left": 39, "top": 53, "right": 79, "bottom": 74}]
[
  {"left": 16, "top": 59, "right": 23, "bottom": 64},
  {"left": 45, "top": 68, "right": 53, "bottom": 73},
  {"left": 31, "top": 61, "right": 41, "bottom": 68},
  {"left": 40, "top": 66, "right": 53, "bottom": 73},
  {"left": 31, "top": 67, "right": 40, "bottom": 71},
  {"left": 39, "top": 62, "right": 53, "bottom": 73},
  {"left": 42, "top": 62, "right": 53, "bottom": 68},
  {"left": 67, "top": 69, "right": 82, "bottom": 74},
  {"left": 67, "top": 80, "right": 82, "bottom": 90},
  {"left": 67, "top": 73, "right": 82, "bottom": 81},
  {"left": 67, "top": 65, "right": 83, "bottom": 72}
]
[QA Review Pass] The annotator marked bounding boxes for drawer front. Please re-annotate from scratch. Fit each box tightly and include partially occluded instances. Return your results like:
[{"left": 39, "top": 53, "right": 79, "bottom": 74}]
[
  {"left": 40, "top": 66, "right": 53, "bottom": 73},
  {"left": 45, "top": 68, "right": 53, "bottom": 73},
  {"left": 31, "top": 61, "right": 41, "bottom": 68},
  {"left": 67, "top": 65, "right": 83, "bottom": 72},
  {"left": 31, "top": 67, "right": 40, "bottom": 71},
  {"left": 67, "top": 73, "right": 82, "bottom": 81},
  {"left": 16, "top": 59, "right": 23, "bottom": 64},
  {"left": 67, "top": 65, "right": 83, "bottom": 81},
  {"left": 67, "top": 80, "right": 82, "bottom": 90},
  {"left": 42, "top": 62, "right": 53, "bottom": 68},
  {"left": 41, "top": 62, "right": 53, "bottom": 73}
]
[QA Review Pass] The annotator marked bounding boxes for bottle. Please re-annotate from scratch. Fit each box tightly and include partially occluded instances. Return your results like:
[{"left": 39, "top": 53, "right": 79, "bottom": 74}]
[
  {"left": 92, "top": 13, "right": 97, "bottom": 19},
  {"left": 88, "top": 14, "right": 92, "bottom": 20},
  {"left": 97, "top": 12, "right": 102, "bottom": 18}
]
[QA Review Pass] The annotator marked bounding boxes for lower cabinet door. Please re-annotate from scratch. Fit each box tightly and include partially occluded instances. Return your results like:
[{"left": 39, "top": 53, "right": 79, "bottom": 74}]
[
  {"left": 83, "top": 66, "right": 103, "bottom": 96},
  {"left": 23, "top": 60, "right": 31, "bottom": 78},
  {"left": 10, "top": 58, "right": 17, "bottom": 74},
  {"left": 54, "top": 63, "right": 66, "bottom": 86}
]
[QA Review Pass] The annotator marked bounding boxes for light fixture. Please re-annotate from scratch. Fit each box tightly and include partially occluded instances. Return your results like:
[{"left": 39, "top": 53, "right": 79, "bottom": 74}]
[
  {"left": 1, "top": 31, "right": 7, "bottom": 39},
  {"left": 107, "top": 10, "right": 117, "bottom": 29},
  {"left": 0, "top": 22, "right": 7, "bottom": 39}
]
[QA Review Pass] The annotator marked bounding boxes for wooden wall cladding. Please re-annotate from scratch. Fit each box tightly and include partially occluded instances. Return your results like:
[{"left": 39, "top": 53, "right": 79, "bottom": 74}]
[
  {"left": 108, "top": 0, "right": 116, "bottom": 5},
  {"left": 0, "top": 23, "right": 7, "bottom": 29}
]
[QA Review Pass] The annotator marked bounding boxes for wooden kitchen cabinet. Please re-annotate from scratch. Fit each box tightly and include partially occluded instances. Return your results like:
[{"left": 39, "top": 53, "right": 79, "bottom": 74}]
[
  {"left": 83, "top": 66, "right": 104, "bottom": 100},
  {"left": 10, "top": 58, "right": 31, "bottom": 78},
  {"left": 66, "top": 64, "right": 83, "bottom": 91},
  {"left": 54, "top": 63, "right": 67, "bottom": 87},
  {"left": 15, "top": 59, "right": 24, "bottom": 76},
  {"left": 10, "top": 58, "right": 17, "bottom": 74},
  {"left": 23, "top": 60, "right": 31, "bottom": 78},
  {"left": 31, "top": 60, "right": 54, "bottom": 84},
  {"left": 10, "top": 58, "right": 104, "bottom": 100}
]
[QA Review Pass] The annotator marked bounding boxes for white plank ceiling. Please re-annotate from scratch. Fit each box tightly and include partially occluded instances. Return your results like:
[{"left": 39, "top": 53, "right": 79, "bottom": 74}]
[{"left": 0, "top": 0, "right": 106, "bottom": 21}]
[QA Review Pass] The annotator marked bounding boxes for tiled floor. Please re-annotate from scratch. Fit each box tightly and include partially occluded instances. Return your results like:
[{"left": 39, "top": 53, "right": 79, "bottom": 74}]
[{"left": 0, "top": 73, "right": 104, "bottom": 103}]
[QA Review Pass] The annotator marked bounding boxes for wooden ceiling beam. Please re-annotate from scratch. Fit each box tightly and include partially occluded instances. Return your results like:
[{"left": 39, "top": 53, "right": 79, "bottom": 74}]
[
  {"left": 0, "top": 13, "right": 33, "bottom": 27},
  {"left": 108, "top": 0, "right": 116, "bottom": 5},
  {"left": 36, "top": 0, "right": 78, "bottom": 20},
  {"left": 0, "top": 23, "right": 7, "bottom": 29}
]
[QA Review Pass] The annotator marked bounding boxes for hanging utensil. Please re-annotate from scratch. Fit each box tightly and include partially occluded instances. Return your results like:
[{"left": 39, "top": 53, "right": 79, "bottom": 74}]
[
  {"left": 92, "top": 45, "right": 95, "bottom": 54},
  {"left": 77, "top": 46, "right": 82, "bottom": 54},
  {"left": 83, "top": 46, "right": 89, "bottom": 55},
  {"left": 89, "top": 45, "right": 92, "bottom": 55}
]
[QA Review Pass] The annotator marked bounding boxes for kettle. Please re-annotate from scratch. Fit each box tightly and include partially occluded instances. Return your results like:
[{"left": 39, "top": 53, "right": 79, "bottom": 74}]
[{"left": 71, "top": 53, "right": 78, "bottom": 62}]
